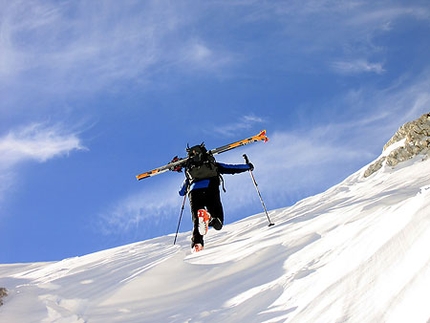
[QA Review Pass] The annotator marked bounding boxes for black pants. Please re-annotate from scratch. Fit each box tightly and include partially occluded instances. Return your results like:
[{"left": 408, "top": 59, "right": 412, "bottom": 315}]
[{"left": 188, "top": 184, "right": 224, "bottom": 246}]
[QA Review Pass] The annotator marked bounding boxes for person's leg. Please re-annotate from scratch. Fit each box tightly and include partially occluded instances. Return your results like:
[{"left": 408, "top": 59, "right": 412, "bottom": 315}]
[
  {"left": 206, "top": 186, "right": 224, "bottom": 231},
  {"left": 188, "top": 189, "right": 206, "bottom": 247}
]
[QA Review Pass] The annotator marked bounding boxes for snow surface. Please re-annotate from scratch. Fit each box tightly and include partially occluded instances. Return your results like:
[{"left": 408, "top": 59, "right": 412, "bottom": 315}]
[{"left": 1, "top": 155, "right": 430, "bottom": 323}]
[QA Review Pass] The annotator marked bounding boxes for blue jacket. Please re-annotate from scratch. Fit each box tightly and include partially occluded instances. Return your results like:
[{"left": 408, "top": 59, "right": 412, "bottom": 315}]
[{"left": 179, "top": 162, "right": 251, "bottom": 196}]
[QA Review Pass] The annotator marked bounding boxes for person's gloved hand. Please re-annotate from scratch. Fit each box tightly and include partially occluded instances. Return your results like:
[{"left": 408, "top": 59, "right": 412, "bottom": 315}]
[
  {"left": 169, "top": 156, "right": 183, "bottom": 172},
  {"left": 247, "top": 163, "right": 254, "bottom": 171}
]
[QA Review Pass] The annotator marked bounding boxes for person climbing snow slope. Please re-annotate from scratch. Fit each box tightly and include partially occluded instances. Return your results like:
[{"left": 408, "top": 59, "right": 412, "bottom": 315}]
[{"left": 178, "top": 143, "right": 253, "bottom": 252}]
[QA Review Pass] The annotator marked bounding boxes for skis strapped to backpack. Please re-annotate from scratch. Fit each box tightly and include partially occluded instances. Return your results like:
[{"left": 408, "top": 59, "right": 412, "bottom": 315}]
[{"left": 135, "top": 130, "right": 268, "bottom": 181}]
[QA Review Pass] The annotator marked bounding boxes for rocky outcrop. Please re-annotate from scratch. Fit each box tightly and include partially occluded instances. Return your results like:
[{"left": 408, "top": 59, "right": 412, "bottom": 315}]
[
  {"left": 364, "top": 113, "right": 430, "bottom": 178},
  {"left": 0, "top": 287, "right": 7, "bottom": 306}
]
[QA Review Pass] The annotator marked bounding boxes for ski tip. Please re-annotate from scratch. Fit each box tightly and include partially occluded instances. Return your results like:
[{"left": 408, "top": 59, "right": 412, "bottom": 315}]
[{"left": 259, "top": 129, "right": 269, "bottom": 142}]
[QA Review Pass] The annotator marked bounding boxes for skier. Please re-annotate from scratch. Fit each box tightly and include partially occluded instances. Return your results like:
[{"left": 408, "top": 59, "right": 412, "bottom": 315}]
[{"left": 177, "top": 143, "right": 254, "bottom": 252}]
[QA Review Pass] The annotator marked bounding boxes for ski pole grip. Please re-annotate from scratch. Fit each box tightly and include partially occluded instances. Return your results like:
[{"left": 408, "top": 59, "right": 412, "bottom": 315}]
[{"left": 243, "top": 154, "right": 250, "bottom": 164}]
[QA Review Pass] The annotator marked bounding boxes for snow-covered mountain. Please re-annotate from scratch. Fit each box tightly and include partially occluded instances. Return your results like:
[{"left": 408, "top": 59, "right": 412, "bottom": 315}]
[{"left": 1, "top": 115, "right": 430, "bottom": 323}]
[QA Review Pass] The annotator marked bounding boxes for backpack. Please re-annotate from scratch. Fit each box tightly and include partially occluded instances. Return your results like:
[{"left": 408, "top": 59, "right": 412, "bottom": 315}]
[{"left": 185, "top": 143, "right": 219, "bottom": 182}]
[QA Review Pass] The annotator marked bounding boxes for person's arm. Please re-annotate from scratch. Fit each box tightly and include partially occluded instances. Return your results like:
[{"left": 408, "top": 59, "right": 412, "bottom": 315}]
[{"left": 217, "top": 162, "right": 253, "bottom": 175}]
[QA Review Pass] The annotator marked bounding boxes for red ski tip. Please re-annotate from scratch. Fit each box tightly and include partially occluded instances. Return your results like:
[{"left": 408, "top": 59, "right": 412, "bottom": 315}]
[{"left": 259, "top": 130, "right": 269, "bottom": 142}]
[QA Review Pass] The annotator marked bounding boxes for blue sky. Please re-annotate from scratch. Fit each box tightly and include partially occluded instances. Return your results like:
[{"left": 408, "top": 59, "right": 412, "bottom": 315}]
[{"left": 1, "top": 0, "right": 429, "bottom": 263}]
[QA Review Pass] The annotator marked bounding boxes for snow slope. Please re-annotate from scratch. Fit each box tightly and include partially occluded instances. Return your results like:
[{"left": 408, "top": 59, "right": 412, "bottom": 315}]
[{"left": 1, "top": 156, "right": 430, "bottom": 323}]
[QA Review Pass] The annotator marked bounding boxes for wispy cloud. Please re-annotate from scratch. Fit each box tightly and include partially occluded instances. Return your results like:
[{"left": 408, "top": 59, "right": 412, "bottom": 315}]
[
  {"left": 96, "top": 179, "right": 185, "bottom": 238},
  {"left": 1, "top": 0, "right": 427, "bottom": 103},
  {"left": 331, "top": 59, "right": 385, "bottom": 75},
  {"left": 249, "top": 2, "right": 430, "bottom": 76},
  {"left": 178, "top": 39, "right": 236, "bottom": 76},
  {"left": 347, "top": 6, "right": 430, "bottom": 26},
  {"left": 211, "top": 114, "right": 267, "bottom": 137},
  {"left": 0, "top": 123, "right": 85, "bottom": 203},
  {"left": 0, "top": 1, "right": 236, "bottom": 96}
]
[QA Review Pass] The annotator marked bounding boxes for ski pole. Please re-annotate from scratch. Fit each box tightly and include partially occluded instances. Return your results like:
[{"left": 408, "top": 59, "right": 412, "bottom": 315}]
[
  {"left": 173, "top": 194, "right": 187, "bottom": 245},
  {"left": 243, "top": 154, "right": 275, "bottom": 227}
]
